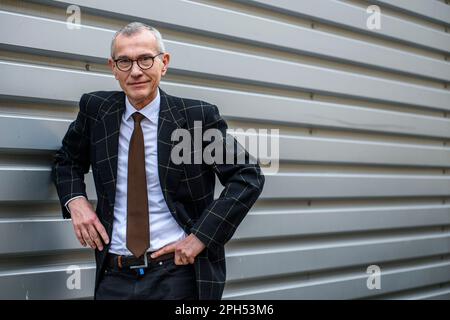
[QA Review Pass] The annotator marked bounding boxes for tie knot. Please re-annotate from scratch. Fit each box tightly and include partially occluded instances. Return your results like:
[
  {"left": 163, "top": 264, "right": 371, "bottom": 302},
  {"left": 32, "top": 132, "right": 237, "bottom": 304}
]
[{"left": 132, "top": 112, "right": 145, "bottom": 124}]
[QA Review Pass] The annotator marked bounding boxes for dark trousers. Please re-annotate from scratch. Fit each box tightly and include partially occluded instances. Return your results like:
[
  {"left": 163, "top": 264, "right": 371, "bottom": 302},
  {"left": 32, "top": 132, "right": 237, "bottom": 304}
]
[{"left": 95, "top": 258, "right": 198, "bottom": 300}]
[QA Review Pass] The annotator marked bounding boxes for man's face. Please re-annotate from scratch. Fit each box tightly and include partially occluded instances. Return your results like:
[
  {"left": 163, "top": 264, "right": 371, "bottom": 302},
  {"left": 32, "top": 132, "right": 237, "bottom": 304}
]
[{"left": 108, "top": 29, "right": 170, "bottom": 108}]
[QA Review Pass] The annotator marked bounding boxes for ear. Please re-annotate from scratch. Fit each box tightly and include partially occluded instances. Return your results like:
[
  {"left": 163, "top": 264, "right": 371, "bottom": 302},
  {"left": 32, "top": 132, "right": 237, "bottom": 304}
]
[
  {"left": 161, "top": 53, "right": 170, "bottom": 76},
  {"left": 108, "top": 58, "right": 119, "bottom": 80}
]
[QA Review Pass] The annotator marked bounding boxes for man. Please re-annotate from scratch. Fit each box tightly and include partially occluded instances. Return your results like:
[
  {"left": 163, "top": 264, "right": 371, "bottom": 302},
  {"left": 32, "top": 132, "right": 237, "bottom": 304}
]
[{"left": 51, "top": 22, "right": 264, "bottom": 300}]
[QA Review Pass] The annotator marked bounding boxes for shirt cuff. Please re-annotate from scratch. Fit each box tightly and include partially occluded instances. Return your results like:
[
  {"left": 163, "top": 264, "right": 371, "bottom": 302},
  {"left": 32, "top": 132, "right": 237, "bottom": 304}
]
[{"left": 64, "top": 195, "right": 87, "bottom": 214}]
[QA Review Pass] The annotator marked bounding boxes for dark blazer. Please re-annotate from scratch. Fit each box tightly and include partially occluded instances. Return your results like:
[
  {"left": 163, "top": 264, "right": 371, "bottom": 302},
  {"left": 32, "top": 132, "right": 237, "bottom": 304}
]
[{"left": 51, "top": 88, "right": 265, "bottom": 300}]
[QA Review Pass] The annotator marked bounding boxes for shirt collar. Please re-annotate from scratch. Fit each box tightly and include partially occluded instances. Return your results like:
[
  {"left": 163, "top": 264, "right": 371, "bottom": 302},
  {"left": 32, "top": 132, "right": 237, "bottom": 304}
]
[{"left": 124, "top": 88, "right": 160, "bottom": 123}]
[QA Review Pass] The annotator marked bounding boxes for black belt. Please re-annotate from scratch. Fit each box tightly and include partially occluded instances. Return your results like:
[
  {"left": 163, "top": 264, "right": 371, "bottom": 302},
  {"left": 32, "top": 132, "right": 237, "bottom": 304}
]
[{"left": 106, "top": 251, "right": 175, "bottom": 270}]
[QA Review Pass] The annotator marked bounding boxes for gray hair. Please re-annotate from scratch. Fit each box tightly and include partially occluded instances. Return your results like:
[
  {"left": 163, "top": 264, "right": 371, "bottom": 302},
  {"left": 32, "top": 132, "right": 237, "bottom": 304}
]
[{"left": 110, "top": 22, "right": 166, "bottom": 58}]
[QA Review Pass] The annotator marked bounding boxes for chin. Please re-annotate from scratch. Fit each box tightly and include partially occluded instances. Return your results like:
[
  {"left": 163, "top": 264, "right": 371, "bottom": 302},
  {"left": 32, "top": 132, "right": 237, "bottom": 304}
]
[{"left": 128, "top": 88, "right": 150, "bottom": 98}]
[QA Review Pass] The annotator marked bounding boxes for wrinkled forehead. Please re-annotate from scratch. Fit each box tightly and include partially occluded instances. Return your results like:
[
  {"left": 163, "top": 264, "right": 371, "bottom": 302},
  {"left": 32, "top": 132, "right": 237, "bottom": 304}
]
[{"left": 114, "top": 30, "right": 159, "bottom": 58}]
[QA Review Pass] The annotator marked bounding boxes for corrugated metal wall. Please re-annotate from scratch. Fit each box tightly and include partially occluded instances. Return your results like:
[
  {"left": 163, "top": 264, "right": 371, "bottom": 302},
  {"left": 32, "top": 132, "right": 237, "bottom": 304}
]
[{"left": 0, "top": 0, "right": 449, "bottom": 300}]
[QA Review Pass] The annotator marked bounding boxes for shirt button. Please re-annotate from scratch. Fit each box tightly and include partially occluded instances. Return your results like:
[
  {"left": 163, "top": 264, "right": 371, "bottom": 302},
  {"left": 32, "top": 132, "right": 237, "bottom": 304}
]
[{"left": 159, "top": 261, "right": 163, "bottom": 265}]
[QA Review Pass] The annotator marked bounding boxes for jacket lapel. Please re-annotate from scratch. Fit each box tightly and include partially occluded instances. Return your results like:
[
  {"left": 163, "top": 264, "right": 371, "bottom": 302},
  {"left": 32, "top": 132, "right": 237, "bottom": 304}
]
[
  {"left": 94, "top": 91, "right": 125, "bottom": 210},
  {"left": 157, "top": 88, "right": 186, "bottom": 211},
  {"left": 94, "top": 89, "right": 186, "bottom": 212}
]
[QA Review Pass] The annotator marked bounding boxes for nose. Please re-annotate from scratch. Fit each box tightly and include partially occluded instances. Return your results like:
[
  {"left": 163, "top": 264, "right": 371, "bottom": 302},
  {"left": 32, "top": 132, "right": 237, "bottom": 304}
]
[{"left": 130, "top": 61, "right": 143, "bottom": 77}]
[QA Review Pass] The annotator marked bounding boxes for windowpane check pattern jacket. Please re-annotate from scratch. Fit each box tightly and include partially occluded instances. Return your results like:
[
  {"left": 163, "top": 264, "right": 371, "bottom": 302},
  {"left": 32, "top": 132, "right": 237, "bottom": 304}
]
[{"left": 51, "top": 88, "right": 265, "bottom": 300}]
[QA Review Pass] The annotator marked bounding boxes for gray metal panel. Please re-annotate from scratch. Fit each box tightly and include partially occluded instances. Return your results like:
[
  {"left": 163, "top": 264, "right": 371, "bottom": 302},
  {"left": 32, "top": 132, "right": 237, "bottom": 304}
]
[
  {"left": 0, "top": 116, "right": 70, "bottom": 151},
  {"left": 0, "top": 266, "right": 96, "bottom": 299},
  {"left": 2, "top": 169, "right": 450, "bottom": 202},
  {"left": 267, "top": 135, "right": 450, "bottom": 167},
  {"left": 225, "top": 234, "right": 450, "bottom": 281},
  {"left": 0, "top": 219, "right": 82, "bottom": 254},
  {"left": 1, "top": 12, "right": 450, "bottom": 110},
  {"left": 2, "top": 62, "right": 450, "bottom": 139},
  {"left": 26, "top": 0, "right": 450, "bottom": 81},
  {"left": 1, "top": 204, "right": 449, "bottom": 254},
  {"left": 170, "top": 84, "right": 450, "bottom": 139},
  {"left": 0, "top": 0, "right": 449, "bottom": 300},
  {"left": 0, "top": 61, "right": 119, "bottom": 101},
  {"left": 223, "top": 260, "right": 450, "bottom": 299},
  {"left": 0, "top": 170, "right": 95, "bottom": 201},
  {"left": 234, "top": 205, "right": 450, "bottom": 239},
  {"left": 369, "top": 0, "right": 450, "bottom": 26},
  {"left": 259, "top": 174, "right": 450, "bottom": 199},
  {"left": 370, "top": 283, "right": 450, "bottom": 299},
  {"left": 239, "top": 0, "right": 450, "bottom": 53},
  {"left": 3, "top": 116, "right": 450, "bottom": 167}
]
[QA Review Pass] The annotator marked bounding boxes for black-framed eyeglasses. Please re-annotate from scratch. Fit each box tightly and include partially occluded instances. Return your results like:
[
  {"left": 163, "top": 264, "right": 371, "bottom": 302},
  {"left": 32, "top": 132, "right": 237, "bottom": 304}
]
[{"left": 113, "top": 52, "right": 164, "bottom": 72}]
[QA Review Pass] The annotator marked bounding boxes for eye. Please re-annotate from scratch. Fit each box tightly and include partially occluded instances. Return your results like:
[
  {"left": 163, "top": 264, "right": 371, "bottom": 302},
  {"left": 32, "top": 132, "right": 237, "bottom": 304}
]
[
  {"left": 138, "top": 56, "right": 154, "bottom": 68},
  {"left": 140, "top": 56, "right": 153, "bottom": 62}
]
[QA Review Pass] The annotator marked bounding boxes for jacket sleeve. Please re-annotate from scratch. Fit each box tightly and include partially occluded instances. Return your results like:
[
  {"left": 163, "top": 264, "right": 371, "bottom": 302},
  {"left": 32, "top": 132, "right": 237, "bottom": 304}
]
[
  {"left": 51, "top": 94, "right": 91, "bottom": 219},
  {"left": 190, "top": 105, "right": 265, "bottom": 252}
]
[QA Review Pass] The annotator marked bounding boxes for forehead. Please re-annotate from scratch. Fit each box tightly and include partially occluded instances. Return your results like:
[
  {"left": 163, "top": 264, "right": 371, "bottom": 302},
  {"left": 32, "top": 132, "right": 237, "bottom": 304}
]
[{"left": 114, "top": 29, "right": 158, "bottom": 57}]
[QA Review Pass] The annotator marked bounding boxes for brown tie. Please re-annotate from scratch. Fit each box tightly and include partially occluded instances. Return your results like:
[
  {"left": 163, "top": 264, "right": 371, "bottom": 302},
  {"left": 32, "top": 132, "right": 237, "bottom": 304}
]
[{"left": 126, "top": 112, "right": 149, "bottom": 258}]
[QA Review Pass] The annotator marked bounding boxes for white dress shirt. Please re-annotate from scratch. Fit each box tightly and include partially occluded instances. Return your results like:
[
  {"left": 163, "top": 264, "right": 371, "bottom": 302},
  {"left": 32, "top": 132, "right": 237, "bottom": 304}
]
[
  {"left": 66, "top": 88, "right": 187, "bottom": 255},
  {"left": 110, "top": 88, "right": 187, "bottom": 255}
]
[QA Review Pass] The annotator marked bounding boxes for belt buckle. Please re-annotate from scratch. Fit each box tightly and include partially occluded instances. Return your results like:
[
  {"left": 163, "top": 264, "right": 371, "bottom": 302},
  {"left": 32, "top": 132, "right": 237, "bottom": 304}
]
[{"left": 129, "top": 253, "right": 148, "bottom": 269}]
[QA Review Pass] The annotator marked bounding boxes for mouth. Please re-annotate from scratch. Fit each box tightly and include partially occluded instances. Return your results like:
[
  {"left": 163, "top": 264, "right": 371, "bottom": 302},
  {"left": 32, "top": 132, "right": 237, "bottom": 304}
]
[{"left": 129, "top": 81, "right": 150, "bottom": 87}]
